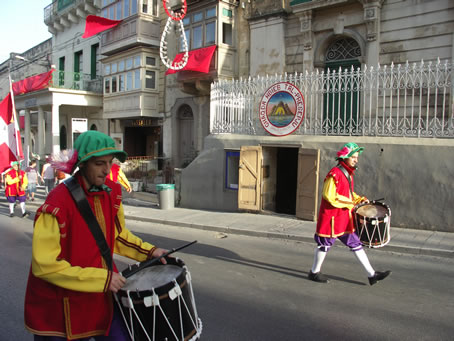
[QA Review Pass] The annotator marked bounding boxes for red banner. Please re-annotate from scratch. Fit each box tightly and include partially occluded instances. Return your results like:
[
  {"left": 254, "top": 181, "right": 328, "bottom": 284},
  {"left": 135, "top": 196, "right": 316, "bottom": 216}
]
[
  {"left": 12, "top": 69, "right": 55, "bottom": 96},
  {"left": 166, "top": 45, "right": 217, "bottom": 75},
  {"left": 82, "top": 15, "right": 122, "bottom": 38}
]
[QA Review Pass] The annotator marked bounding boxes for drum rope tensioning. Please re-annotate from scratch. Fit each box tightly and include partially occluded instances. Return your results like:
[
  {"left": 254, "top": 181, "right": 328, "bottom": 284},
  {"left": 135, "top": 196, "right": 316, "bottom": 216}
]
[
  {"left": 353, "top": 200, "right": 392, "bottom": 248},
  {"left": 115, "top": 241, "right": 202, "bottom": 341}
]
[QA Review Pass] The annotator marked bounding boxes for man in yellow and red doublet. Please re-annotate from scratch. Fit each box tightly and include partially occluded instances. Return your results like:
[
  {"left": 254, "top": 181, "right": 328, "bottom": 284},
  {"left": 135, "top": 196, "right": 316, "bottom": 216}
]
[
  {"left": 24, "top": 131, "right": 168, "bottom": 340},
  {"left": 308, "top": 143, "right": 391, "bottom": 286},
  {"left": 108, "top": 163, "right": 132, "bottom": 193},
  {"left": 5, "top": 161, "right": 28, "bottom": 217}
]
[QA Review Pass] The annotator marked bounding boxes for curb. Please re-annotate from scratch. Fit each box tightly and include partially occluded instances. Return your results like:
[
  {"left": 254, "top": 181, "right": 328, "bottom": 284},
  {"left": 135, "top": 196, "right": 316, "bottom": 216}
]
[
  {"left": 124, "top": 214, "right": 454, "bottom": 259},
  {"left": 2, "top": 201, "right": 452, "bottom": 259}
]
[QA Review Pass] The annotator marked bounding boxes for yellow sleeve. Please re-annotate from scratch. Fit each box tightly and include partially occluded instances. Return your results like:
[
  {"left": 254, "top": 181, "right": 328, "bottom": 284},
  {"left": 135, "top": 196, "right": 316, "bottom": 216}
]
[
  {"left": 6, "top": 174, "right": 19, "bottom": 185},
  {"left": 114, "top": 203, "right": 155, "bottom": 261},
  {"left": 352, "top": 191, "right": 367, "bottom": 205},
  {"left": 21, "top": 173, "right": 28, "bottom": 190},
  {"left": 322, "top": 176, "right": 355, "bottom": 210},
  {"left": 31, "top": 213, "right": 110, "bottom": 293},
  {"left": 117, "top": 169, "right": 132, "bottom": 191}
]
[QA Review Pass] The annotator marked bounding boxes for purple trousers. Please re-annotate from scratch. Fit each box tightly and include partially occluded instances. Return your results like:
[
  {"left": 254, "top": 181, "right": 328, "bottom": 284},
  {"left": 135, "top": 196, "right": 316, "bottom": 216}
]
[
  {"left": 6, "top": 195, "right": 26, "bottom": 203},
  {"left": 314, "top": 233, "right": 363, "bottom": 252},
  {"left": 33, "top": 305, "right": 130, "bottom": 341}
]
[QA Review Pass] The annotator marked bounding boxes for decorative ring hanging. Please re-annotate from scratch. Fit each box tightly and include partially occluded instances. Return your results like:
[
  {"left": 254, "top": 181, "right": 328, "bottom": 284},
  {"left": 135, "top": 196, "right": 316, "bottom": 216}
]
[
  {"left": 163, "top": 0, "right": 187, "bottom": 21},
  {"left": 160, "top": 17, "right": 189, "bottom": 70}
]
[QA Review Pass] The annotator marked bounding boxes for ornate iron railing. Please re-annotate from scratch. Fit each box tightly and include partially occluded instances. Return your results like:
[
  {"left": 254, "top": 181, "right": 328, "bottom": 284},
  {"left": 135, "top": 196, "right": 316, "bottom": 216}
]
[
  {"left": 210, "top": 59, "right": 453, "bottom": 138},
  {"left": 50, "top": 71, "right": 103, "bottom": 93}
]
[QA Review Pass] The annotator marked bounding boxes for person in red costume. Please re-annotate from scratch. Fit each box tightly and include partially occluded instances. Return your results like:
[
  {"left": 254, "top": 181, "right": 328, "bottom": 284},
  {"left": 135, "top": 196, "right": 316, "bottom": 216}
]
[
  {"left": 308, "top": 143, "right": 391, "bottom": 285},
  {"left": 5, "top": 161, "right": 29, "bottom": 217},
  {"left": 24, "top": 131, "right": 168, "bottom": 340},
  {"left": 108, "top": 162, "right": 132, "bottom": 193}
]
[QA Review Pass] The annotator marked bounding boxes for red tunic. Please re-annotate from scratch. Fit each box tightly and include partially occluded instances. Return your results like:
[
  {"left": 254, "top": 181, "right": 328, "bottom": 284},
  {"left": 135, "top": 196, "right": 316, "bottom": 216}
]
[
  {"left": 316, "top": 166, "right": 356, "bottom": 238},
  {"left": 5, "top": 168, "right": 26, "bottom": 197},
  {"left": 109, "top": 164, "right": 120, "bottom": 183},
  {"left": 24, "top": 174, "right": 121, "bottom": 339}
]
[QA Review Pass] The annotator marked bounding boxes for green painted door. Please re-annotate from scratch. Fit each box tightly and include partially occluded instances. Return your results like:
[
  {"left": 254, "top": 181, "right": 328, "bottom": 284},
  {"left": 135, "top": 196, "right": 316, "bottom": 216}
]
[{"left": 324, "top": 59, "right": 361, "bottom": 134}]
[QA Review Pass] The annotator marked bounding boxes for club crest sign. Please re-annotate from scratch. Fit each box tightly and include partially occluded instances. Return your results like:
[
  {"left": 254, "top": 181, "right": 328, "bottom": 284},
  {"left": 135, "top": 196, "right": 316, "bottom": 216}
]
[{"left": 259, "top": 82, "right": 305, "bottom": 136}]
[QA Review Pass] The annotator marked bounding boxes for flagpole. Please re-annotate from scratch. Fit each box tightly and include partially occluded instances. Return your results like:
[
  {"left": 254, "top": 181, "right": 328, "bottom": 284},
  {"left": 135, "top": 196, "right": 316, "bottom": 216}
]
[{"left": 8, "top": 73, "right": 24, "bottom": 162}]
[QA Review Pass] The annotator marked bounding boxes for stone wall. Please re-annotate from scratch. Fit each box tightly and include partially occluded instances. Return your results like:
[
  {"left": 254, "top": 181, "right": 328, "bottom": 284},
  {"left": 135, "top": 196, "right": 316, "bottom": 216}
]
[{"left": 180, "top": 134, "right": 454, "bottom": 232}]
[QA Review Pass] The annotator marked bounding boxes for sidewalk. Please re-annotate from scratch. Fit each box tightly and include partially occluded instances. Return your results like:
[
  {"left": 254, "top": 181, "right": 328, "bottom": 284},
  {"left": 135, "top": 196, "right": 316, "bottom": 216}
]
[{"left": 3, "top": 187, "right": 454, "bottom": 259}]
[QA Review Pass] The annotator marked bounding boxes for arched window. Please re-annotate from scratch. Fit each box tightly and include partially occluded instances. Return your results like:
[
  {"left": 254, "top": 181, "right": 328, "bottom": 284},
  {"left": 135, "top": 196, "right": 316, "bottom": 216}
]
[{"left": 326, "top": 38, "right": 361, "bottom": 62}]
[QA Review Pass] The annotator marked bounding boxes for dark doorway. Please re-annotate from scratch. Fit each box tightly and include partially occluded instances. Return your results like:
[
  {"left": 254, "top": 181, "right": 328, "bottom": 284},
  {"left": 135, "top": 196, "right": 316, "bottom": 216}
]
[
  {"left": 60, "top": 125, "right": 67, "bottom": 150},
  {"left": 124, "top": 126, "right": 162, "bottom": 168},
  {"left": 275, "top": 147, "right": 298, "bottom": 215}
]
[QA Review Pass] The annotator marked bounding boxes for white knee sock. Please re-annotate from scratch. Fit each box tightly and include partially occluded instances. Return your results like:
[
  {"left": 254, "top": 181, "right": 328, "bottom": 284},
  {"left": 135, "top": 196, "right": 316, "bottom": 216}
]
[
  {"left": 311, "top": 248, "right": 328, "bottom": 273},
  {"left": 354, "top": 249, "right": 375, "bottom": 277},
  {"left": 20, "top": 202, "right": 26, "bottom": 214},
  {"left": 9, "top": 203, "right": 14, "bottom": 214}
]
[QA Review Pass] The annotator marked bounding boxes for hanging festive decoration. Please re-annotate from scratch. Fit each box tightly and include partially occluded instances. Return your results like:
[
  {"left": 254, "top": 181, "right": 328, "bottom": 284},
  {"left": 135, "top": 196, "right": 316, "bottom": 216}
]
[
  {"left": 162, "top": 0, "right": 187, "bottom": 21},
  {"left": 160, "top": 0, "right": 189, "bottom": 71}
]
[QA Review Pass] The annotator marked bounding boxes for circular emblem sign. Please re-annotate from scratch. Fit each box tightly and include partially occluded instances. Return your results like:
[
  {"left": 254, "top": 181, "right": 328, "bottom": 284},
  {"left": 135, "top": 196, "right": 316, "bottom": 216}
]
[{"left": 259, "top": 82, "right": 305, "bottom": 136}]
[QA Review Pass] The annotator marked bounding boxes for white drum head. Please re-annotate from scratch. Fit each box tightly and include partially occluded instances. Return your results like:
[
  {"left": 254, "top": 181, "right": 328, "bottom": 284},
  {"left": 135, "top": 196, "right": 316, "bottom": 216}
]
[
  {"left": 356, "top": 204, "right": 388, "bottom": 218},
  {"left": 122, "top": 265, "right": 183, "bottom": 291}
]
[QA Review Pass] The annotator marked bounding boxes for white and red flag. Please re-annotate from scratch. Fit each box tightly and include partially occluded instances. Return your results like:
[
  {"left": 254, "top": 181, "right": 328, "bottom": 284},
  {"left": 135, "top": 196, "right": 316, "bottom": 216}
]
[{"left": 0, "top": 87, "right": 24, "bottom": 174}]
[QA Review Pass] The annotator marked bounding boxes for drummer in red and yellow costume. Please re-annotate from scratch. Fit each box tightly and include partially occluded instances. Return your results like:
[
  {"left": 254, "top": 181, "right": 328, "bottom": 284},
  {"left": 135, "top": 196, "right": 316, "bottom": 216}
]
[
  {"left": 308, "top": 143, "right": 391, "bottom": 285},
  {"left": 5, "top": 161, "right": 29, "bottom": 218},
  {"left": 24, "top": 131, "right": 168, "bottom": 341},
  {"left": 108, "top": 162, "right": 132, "bottom": 193}
]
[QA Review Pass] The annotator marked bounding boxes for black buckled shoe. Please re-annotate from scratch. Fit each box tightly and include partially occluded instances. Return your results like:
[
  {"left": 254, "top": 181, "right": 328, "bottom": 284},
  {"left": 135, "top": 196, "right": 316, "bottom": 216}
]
[
  {"left": 308, "top": 271, "right": 329, "bottom": 283},
  {"left": 368, "top": 270, "right": 391, "bottom": 285}
]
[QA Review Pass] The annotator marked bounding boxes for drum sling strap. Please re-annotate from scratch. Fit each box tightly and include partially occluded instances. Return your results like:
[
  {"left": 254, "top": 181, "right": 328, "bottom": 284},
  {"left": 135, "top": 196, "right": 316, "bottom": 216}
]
[
  {"left": 337, "top": 164, "right": 354, "bottom": 199},
  {"left": 64, "top": 177, "right": 113, "bottom": 271}
]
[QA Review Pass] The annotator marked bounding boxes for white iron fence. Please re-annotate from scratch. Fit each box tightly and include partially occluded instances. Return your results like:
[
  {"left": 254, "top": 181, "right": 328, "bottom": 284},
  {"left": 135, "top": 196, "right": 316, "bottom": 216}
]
[{"left": 210, "top": 59, "right": 453, "bottom": 138}]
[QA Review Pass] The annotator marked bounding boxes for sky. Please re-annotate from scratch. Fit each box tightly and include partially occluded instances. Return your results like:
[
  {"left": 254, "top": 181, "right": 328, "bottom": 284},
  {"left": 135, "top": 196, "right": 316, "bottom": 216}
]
[{"left": 0, "top": 0, "right": 52, "bottom": 63}]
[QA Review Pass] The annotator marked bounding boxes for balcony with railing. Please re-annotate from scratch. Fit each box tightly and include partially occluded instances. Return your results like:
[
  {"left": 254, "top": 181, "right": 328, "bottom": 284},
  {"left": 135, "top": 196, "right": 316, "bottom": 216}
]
[
  {"left": 44, "top": 0, "right": 101, "bottom": 33},
  {"left": 51, "top": 70, "right": 103, "bottom": 93},
  {"left": 100, "top": 15, "right": 160, "bottom": 56}
]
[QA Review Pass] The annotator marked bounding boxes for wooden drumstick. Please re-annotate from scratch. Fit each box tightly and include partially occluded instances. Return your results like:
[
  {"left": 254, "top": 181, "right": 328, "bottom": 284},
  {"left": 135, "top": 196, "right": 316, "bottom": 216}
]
[{"left": 121, "top": 240, "right": 197, "bottom": 279}]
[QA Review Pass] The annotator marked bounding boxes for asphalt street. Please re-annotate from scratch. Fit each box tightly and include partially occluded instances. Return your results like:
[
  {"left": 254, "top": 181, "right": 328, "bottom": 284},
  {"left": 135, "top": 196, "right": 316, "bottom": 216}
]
[{"left": 1, "top": 206, "right": 453, "bottom": 341}]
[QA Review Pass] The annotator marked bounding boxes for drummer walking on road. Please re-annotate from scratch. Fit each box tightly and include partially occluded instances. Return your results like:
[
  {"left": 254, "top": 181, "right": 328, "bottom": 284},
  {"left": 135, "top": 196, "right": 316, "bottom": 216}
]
[
  {"left": 308, "top": 142, "right": 391, "bottom": 285},
  {"left": 24, "top": 131, "right": 168, "bottom": 340}
]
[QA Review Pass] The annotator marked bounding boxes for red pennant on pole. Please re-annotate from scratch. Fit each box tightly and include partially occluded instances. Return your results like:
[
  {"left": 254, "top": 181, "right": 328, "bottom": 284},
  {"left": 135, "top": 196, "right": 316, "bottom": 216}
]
[
  {"left": 82, "top": 15, "right": 122, "bottom": 38},
  {"left": 165, "top": 45, "right": 217, "bottom": 75},
  {"left": 0, "top": 93, "right": 23, "bottom": 173}
]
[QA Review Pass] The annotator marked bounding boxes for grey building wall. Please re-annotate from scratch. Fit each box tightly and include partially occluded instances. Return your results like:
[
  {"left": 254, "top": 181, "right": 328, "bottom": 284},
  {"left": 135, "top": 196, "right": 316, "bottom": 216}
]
[{"left": 180, "top": 134, "right": 454, "bottom": 232}]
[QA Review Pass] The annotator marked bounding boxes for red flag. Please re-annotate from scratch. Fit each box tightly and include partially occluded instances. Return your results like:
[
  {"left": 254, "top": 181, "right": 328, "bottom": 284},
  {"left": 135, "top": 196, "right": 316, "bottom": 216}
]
[
  {"left": 0, "top": 93, "right": 23, "bottom": 173},
  {"left": 165, "top": 45, "right": 217, "bottom": 75},
  {"left": 82, "top": 15, "right": 122, "bottom": 38},
  {"left": 12, "top": 69, "right": 55, "bottom": 96}
]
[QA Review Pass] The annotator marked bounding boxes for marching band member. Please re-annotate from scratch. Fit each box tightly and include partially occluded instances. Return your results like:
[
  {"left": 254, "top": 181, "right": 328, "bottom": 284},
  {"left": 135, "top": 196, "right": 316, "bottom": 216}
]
[
  {"left": 108, "top": 162, "right": 132, "bottom": 193},
  {"left": 308, "top": 142, "right": 391, "bottom": 285},
  {"left": 5, "top": 161, "right": 28, "bottom": 217},
  {"left": 24, "top": 131, "right": 168, "bottom": 340}
]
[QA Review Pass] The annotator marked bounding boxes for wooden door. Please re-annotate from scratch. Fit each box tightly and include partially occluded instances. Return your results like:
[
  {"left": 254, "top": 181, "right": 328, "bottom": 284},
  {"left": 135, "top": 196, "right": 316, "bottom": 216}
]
[
  {"left": 295, "top": 148, "right": 320, "bottom": 221},
  {"left": 238, "top": 146, "right": 262, "bottom": 211}
]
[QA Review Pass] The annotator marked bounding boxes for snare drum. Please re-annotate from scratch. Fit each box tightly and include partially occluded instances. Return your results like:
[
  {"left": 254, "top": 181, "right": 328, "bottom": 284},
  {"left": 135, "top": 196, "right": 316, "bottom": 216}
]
[
  {"left": 116, "top": 257, "right": 202, "bottom": 341},
  {"left": 353, "top": 201, "right": 391, "bottom": 248}
]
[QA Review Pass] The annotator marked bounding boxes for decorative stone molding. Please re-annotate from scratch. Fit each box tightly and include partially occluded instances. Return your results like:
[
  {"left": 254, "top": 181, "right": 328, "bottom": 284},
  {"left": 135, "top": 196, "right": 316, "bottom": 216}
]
[
  {"left": 298, "top": 10, "right": 313, "bottom": 50},
  {"left": 359, "top": 0, "right": 384, "bottom": 41}
]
